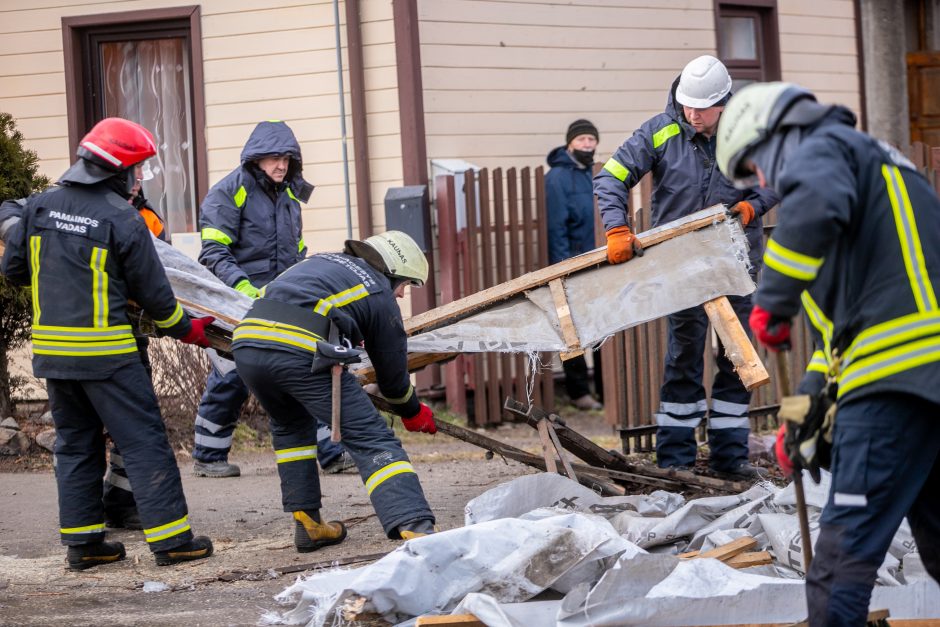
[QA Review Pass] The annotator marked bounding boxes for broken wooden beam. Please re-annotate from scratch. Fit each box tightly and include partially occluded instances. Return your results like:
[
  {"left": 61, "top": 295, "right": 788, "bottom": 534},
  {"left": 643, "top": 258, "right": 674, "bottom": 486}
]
[
  {"left": 696, "top": 536, "right": 758, "bottom": 561},
  {"left": 416, "top": 615, "right": 485, "bottom": 627},
  {"left": 405, "top": 206, "right": 729, "bottom": 335},
  {"left": 504, "top": 398, "right": 750, "bottom": 493},
  {"left": 703, "top": 296, "right": 770, "bottom": 391},
  {"left": 725, "top": 550, "right": 773, "bottom": 569}
]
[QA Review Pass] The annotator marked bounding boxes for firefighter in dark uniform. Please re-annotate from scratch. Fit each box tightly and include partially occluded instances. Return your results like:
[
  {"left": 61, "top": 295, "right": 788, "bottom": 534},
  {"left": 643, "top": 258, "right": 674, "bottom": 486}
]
[
  {"left": 717, "top": 82, "right": 940, "bottom": 626},
  {"left": 0, "top": 118, "right": 214, "bottom": 570},
  {"left": 593, "top": 55, "right": 778, "bottom": 479},
  {"left": 193, "top": 120, "right": 325, "bottom": 478},
  {"left": 101, "top": 165, "right": 167, "bottom": 529},
  {"left": 232, "top": 231, "right": 438, "bottom": 551}
]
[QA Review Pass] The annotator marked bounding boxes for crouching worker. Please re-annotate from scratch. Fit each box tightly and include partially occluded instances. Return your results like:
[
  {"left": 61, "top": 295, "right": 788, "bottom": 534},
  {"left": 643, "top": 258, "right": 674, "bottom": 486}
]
[
  {"left": 0, "top": 118, "right": 214, "bottom": 570},
  {"left": 232, "top": 231, "right": 438, "bottom": 551}
]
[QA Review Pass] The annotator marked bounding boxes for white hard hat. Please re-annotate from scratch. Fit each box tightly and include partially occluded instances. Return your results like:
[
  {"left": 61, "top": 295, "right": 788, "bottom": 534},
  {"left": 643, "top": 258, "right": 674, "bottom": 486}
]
[
  {"left": 676, "top": 55, "right": 733, "bottom": 108},
  {"left": 345, "top": 230, "right": 429, "bottom": 286}
]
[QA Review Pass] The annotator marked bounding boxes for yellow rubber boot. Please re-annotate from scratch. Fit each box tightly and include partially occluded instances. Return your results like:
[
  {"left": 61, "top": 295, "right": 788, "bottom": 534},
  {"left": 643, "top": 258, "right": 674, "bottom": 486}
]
[
  {"left": 293, "top": 510, "right": 347, "bottom": 553},
  {"left": 398, "top": 520, "right": 438, "bottom": 540}
]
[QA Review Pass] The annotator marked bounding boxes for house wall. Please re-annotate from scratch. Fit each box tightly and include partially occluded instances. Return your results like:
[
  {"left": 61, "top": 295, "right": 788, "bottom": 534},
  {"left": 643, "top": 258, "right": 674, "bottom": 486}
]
[
  {"left": 417, "top": 0, "right": 860, "bottom": 170},
  {"left": 0, "top": 0, "right": 401, "bottom": 254}
]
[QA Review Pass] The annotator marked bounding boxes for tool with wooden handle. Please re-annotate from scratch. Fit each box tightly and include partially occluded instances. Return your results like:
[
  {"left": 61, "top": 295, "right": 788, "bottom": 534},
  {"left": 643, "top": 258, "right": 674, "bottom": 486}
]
[
  {"left": 775, "top": 349, "right": 813, "bottom": 572},
  {"left": 331, "top": 364, "right": 342, "bottom": 443}
]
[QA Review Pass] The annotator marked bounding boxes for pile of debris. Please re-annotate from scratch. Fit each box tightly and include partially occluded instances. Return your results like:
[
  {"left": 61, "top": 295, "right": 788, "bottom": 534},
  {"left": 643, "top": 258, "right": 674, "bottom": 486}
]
[{"left": 263, "top": 472, "right": 939, "bottom": 626}]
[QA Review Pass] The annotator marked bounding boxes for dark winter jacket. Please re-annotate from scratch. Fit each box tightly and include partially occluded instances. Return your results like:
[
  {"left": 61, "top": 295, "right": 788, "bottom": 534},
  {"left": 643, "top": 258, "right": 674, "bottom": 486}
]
[
  {"left": 198, "top": 121, "right": 313, "bottom": 288},
  {"left": 594, "top": 76, "right": 778, "bottom": 267},
  {"left": 545, "top": 146, "right": 597, "bottom": 264},
  {"left": 755, "top": 107, "right": 940, "bottom": 405},
  {"left": 232, "top": 253, "right": 420, "bottom": 417},
  {"left": 1, "top": 182, "right": 191, "bottom": 379}
]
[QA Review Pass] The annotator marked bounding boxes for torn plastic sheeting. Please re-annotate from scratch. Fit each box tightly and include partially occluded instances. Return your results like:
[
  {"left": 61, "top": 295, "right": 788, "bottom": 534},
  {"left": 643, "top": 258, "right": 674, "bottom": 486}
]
[
  {"left": 449, "top": 593, "right": 561, "bottom": 627},
  {"left": 407, "top": 216, "right": 753, "bottom": 354},
  {"left": 464, "top": 472, "right": 683, "bottom": 526},
  {"left": 271, "top": 568, "right": 362, "bottom": 626},
  {"left": 279, "top": 513, "right": 631, "bottom": 626},
  {"left": 610, "top": 483, "right": 776, "bottom": 549},
  {"left": 153, "top": 237, "right": 252, "bottom": 329},
  {"left": 556, "top": 553, "right": 806, "bottom": 626}
]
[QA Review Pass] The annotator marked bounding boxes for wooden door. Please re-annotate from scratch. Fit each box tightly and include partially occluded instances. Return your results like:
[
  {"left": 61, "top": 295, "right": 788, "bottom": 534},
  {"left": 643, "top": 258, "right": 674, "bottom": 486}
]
[{"left": 907, "top": 52, "right": 940, "bottom": 146}]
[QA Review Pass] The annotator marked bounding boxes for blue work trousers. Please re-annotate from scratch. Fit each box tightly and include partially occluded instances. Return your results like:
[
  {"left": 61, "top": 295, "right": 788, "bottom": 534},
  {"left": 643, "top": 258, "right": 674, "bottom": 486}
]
[
  {"left": 806, "top": 392, "right": 940, "bottom": 626},
  {"left": 655, "top": 294, "right": 753, "bottom": 471}
]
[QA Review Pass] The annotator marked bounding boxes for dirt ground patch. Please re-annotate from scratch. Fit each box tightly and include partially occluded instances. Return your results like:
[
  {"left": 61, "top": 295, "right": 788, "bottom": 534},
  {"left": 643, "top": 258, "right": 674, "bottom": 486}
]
[{"left": 0, "top": 406, "right": 777, "bottom": 626}]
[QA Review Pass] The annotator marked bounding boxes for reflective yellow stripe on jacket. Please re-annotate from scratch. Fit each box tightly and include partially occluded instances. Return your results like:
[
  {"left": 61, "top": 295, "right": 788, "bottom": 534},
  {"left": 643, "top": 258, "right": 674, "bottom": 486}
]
[
  {"left": 274, "top": 444, "right": 317, "bottom": 464},
  {"left": 883, "top": 164, "right": 938, "bottom": 313},
  {"left": 765, "top": 239, "right": 824, "bottom": 282},
  {"left": 232, "top": 317, "right": 324, "bottom": 353},
  {"left": 313, "top": 283, "right": 370, "bottom": 316},
  {"left": 30, "top": 235, "right": 41, "bottom": 323},
  {"left": 32, "top": 324, "right": 137, "bottom": 356},
  {"left": 806, "top": 350, "right": 829, "bottom": 375}
]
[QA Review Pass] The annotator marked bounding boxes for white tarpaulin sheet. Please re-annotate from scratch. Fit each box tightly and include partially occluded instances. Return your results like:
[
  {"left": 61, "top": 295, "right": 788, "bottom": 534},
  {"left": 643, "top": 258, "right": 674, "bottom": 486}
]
[
  {"left": 268, "top": 473, "right": 939, "bottom": 626},
  {"left": 408, "top": 209, "right": 753, "bottom": 353}
]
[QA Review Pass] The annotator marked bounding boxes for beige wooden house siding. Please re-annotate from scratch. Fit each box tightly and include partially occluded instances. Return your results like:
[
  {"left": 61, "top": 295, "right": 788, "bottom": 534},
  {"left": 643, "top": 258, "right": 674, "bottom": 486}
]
[
  {"left": 0, "top": 0, "right": 402, "bottom": 254},
  {"left": 778, "top": 0, "right": 861, "bottom": 113},
  {"left": 418, "top": 0, "right": 860, "bottom": 171}
]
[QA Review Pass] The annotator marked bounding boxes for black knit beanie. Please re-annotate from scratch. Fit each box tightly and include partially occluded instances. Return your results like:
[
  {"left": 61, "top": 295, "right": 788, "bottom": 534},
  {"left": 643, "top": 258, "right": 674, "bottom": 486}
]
[{"left": 566, "top": 119, "right": 599, "bottom": 145}]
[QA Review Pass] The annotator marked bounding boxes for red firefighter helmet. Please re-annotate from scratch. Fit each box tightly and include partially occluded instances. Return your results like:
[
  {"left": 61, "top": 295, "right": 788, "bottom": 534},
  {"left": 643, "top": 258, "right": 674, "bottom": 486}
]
[{"left": 60, "top": 118, "right": 157, "bottom": 186}]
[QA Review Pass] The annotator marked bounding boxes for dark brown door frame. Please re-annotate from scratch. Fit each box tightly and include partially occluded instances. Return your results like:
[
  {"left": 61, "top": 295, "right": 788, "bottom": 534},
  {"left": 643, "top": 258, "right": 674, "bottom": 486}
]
[{"left": 61, "top": 5, "right": 208, "bottom": 204}]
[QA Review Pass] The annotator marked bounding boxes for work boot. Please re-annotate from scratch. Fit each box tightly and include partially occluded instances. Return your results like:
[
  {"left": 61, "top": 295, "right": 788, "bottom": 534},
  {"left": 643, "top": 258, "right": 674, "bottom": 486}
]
[
  {"left": 397, "top": 519, "right": 438, "bottom": 540},
  {"left": 571, "top": 394, "right": 602, "bottom": 411},
  {"left": 67, "top": 541, "right": 126, "bottom": 571},
  {"left": 293, "top": 510, "right": 347, "bottom": 553},
  {"left": 192, "top": 460, "right": 241, "bottom": 478},
  {"left": 154, "top": 536, "right": 214, "bottom": 566},
  {"left": 321, "top": 451, "right": 357, "bottom": 475},
  {"left": 104, "top": 505, "right": 142, "bottom": 530},
  {"left": 713, "top": 462, "right": 769, "bottom": 481}
]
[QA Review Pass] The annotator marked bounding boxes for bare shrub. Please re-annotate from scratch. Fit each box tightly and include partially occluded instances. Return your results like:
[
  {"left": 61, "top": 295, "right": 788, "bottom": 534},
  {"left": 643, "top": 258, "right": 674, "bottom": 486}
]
[{"left": 147, "top": 336, "right": 270, "bottom": 450}]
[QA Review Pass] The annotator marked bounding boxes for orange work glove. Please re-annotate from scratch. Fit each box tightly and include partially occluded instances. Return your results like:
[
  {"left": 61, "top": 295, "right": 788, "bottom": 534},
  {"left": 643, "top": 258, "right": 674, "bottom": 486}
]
[
  {"left": 730, "top": 201, "right": 755, "bottom": 226},
  {"left": 605, "top": 226, "right": 644, "bottom": 264}
]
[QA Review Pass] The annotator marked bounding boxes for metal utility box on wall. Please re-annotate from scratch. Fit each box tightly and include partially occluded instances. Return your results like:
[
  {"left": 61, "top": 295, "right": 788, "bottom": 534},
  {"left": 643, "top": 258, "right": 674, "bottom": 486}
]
[{"left": 384, "top": 185, "right": 431, "bottom": 253}]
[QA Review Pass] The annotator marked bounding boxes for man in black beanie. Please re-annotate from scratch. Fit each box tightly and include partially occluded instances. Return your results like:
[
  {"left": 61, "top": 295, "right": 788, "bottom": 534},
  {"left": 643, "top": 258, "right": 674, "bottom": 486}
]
[{"left": 544, "top": 119, "right": 604, "bottom": 411}]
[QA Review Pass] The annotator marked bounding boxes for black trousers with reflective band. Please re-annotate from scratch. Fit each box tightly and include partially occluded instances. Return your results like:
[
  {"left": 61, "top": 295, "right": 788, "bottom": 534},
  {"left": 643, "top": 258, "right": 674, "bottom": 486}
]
[
  {"left": 48, "top": 361, "right": 193, "bottom": 552},
  {"left": 234, "top": 346, "right": 434, "bottom": 537}
]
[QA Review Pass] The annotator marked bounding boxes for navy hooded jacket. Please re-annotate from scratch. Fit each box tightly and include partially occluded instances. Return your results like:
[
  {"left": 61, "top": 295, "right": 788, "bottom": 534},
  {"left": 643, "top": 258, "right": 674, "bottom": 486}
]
[
  {"left": 198, "top": 121, "right": 313, "bottom": 288},
  {"left": 545, "top": 146, "right": 597, "bottom": 264},
  {"left": 594, "top": 77, "right": 778, "bottom": 268}
]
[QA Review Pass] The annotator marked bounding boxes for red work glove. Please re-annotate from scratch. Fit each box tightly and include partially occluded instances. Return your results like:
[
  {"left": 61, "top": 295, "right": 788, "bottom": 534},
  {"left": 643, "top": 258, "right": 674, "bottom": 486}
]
[
  {"left": 402, "top": 403, "right": 437, "bottom": 435},
  {"left": 180, "top": 316, "right": 215, "bottom": 348},
  {"left": 774, "top": 423, "right": 795, "bottom": 477},
  {"left": 605, "top": 226, "right": 644, "bottom": 264},
  {"left": 749, "top": 305, "right": 791, "bottom": 351},
  {"left": 730, "top": 201, "right": 755, "bottom": 226}
]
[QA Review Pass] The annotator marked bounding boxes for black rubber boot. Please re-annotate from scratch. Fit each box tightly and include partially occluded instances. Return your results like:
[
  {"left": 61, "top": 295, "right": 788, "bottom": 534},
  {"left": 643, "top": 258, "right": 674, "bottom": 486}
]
[
  {"left": 293, "top": 510, "right": 347, "bottom": 553},
  {"left": 154, "top": 536, "right": 214, "bottom": 566},
  {"left": 67, "top": 541, "right": 126, "bottom": 571}
]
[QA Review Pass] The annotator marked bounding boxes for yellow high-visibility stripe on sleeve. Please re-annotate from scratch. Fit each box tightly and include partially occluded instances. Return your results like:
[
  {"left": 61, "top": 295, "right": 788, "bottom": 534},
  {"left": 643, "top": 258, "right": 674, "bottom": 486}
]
[
  {"left": 233, "top": 185, "right": 248, "bottom": 208},
  {"left": 201, "top": 227, "right": 232, "bottom": 246},
  {"left": 154, "top": 302, "right": 184, "bottom": 329},
  {"left": 764, "top": 239, "right": 824, "bottom": 282},
  {"left": 602, "top": 158, "right": 629, "bottom": 182}
]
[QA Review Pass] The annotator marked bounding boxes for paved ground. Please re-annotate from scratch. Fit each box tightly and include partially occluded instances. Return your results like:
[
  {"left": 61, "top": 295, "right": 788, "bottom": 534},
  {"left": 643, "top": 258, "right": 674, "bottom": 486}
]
[{"left": 0, "top": 411, "right": 620, "bottom": 626}]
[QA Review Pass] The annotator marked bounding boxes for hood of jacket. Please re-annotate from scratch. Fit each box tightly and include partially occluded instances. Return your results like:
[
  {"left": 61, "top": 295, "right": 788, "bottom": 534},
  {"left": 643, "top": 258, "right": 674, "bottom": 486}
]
[
  {"left": 239, "top": 121, "right": 313, "bottom": 202},
  {"left": 546, "top": 145, "right": 585, "bottom": 169}
]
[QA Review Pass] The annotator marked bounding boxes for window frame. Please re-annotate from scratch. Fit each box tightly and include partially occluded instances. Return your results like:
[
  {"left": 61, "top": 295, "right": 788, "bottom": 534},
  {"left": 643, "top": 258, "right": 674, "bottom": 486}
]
[
  {"left": 62, "top": 6, "right": 208, "bottom": 212},
  {"left": 714, "top": 1, "right": 782, "bottom": 85}
]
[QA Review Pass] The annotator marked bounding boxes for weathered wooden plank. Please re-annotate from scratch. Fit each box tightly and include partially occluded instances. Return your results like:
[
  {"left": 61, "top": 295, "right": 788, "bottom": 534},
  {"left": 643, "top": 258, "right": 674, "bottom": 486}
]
[
  {"left": 696, "top": 536, "right": 758, "bottom": 561},
  {"left": 549, "top": 277, "right": 585, "bottom": 359},
  {"left": 725, "top": 550, "right": 774, "bottom": 569},
  {"left": 405, "top": 206, "right": 728, "bottom": 335},
  {"left": 703, "top": 296, "right": 771, "bottom": 391},
  {"left": 536, "top": 418, "right": 559, "bottom": 474},
  {"left": 544, "top": 419, "right": 578, "bottom": 482},
  {"left": 415, "top": 615, "right": 486, "bottom": 627}
]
